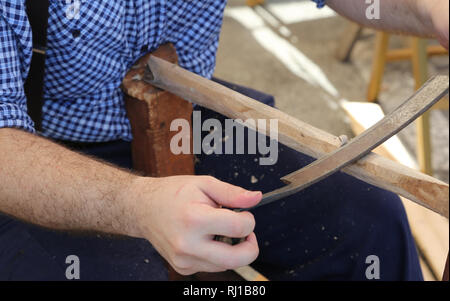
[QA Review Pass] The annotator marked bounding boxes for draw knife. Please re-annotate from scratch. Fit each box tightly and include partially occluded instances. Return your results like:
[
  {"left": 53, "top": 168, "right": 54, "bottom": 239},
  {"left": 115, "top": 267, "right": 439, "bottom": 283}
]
[{"left": 246, "top": 75, "right": 449, "bottom": 211}]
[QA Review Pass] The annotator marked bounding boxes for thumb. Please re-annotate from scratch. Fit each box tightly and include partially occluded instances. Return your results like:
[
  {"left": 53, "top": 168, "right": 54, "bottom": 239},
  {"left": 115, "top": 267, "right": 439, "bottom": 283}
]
[{"left": 198, "top": 176, "right": 262, "bottom": 209}]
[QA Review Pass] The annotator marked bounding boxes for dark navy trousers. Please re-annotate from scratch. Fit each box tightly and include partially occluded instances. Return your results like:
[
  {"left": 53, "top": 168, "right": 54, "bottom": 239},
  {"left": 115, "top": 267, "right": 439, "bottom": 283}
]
[{"left": 0, "top": 81, "right": 423, "bottom": 281}]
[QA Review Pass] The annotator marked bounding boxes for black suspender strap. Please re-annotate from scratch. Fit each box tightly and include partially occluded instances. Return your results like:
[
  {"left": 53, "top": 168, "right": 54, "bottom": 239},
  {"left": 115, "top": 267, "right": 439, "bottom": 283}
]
[{"left": 24, "top": 0, "right": 50, "bottom": 131}]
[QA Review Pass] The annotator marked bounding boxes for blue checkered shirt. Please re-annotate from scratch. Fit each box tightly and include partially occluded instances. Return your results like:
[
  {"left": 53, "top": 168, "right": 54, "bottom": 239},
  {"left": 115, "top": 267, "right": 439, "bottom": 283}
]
[
  {"left": 0, "top": 0, "right": 226, "bottom": 142},
  {"left": 1, "top": 0, "right": 324, "bottom": 142}
]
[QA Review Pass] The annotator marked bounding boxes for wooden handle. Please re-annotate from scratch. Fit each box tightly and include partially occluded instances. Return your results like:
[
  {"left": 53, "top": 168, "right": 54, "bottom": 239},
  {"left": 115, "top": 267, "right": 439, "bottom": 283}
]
[{"left": 143, "top": 56, "right": 449, "bottom": 218}]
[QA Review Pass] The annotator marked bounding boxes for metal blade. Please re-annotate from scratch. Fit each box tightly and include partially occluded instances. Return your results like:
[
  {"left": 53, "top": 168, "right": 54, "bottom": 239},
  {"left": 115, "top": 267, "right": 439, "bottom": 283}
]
[{"left": 247, "top": 75, "right": 449, "bottom": 211}]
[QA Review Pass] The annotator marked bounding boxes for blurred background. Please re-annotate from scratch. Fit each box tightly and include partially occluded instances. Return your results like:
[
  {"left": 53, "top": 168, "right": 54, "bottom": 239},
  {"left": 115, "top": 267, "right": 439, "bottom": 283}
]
[{"left": 214, "top": 0, "right": 449, "bottom": 281}]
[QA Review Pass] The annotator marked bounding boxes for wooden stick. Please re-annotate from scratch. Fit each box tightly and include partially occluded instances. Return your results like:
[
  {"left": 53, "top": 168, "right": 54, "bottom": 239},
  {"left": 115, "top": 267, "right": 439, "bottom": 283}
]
[
  {"left": 140, "top": 56, "right": 450, "bottom": 218},
  {"left": 234, "top": 266, "right": 269, "bottom": 281},
  {"left": 412, "top": 38, "right": 433, "bottom": 175},
  {"left": 385, "top": 45, "right": 448, "bottom": 62},
  {"left": 123, "top": 45, "right": 269, "bottom": 282}
]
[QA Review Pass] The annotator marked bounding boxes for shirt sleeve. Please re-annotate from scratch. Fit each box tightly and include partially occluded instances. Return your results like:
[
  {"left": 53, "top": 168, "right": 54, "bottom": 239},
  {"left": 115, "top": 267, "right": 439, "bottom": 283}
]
[{"left": 0, "top": 1, "right": 35, "bottom": 133}]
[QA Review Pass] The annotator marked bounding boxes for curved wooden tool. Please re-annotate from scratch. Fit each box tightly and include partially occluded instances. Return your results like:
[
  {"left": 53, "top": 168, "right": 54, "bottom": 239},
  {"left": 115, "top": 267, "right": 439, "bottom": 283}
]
[
  {"left": 253, "top": 75, "right": 449, "bottom": 210},
  {"left": 145, "top": 55, "right": 449, "bottom": 218}
]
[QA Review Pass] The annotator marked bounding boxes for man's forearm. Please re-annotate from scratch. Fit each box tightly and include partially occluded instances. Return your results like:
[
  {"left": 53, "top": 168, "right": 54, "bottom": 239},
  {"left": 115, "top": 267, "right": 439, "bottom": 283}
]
[
  {"left": 0, "top": 127, "right": 264, "bottom": 275},
  {"left": 0, "top": 128, "right": 142, "bottom": 237},
  {"left": 327, "top": 0, "right": 436, "bottom": 38}
]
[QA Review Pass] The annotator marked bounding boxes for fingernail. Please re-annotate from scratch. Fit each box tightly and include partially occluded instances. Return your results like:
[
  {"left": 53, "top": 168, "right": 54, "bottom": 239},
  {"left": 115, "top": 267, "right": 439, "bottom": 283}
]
[{"left": 245, "top": 191, "right": 262, "bottom": 198}]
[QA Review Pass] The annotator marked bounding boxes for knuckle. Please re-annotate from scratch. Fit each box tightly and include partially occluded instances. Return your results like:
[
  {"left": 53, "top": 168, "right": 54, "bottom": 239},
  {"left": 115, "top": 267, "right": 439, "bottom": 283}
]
[
  {"left": 229, "top": 219, "right": 245, "bottom": 237},
  {"left": 229, "top": 216, "right": 251, "bottom": 238},
  {"left": 223, "top": 243, "right": 259, "bottom": 270},
  {"left": 201, "top": 175, "right": 216, "bottom": 185},
  {"left": 244, "top": 212, "right": 256, "bottom": 230},
  {"left": 181, "top": 208, "right": 203, "bottom": 229}
]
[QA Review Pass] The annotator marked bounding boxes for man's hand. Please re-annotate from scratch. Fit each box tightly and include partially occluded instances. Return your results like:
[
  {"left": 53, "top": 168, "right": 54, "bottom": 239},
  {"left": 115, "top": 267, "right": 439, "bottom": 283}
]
[{"left": 128, "top": 175, "right": 262, "bottom": 275}]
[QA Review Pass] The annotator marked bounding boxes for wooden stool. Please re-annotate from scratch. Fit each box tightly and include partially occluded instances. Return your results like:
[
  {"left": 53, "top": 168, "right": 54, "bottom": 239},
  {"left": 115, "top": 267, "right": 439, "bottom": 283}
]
[
  {"left": 246, "top": 0, "right": 265, "bottom": 7},
  {"left": 367, "top": 32, "right": 448, "bottom": 175},
  {"left": 337, "top": 24, "right": 449, "bottom": 175}
]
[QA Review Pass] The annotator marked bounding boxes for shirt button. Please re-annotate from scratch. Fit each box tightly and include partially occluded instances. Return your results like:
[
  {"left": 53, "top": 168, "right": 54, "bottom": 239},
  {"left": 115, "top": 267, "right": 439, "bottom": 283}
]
[
  {"left": 72, "top": 29, "right": 81, "bottom": 39},
  {"left": 141, "top": 45, "right": 149, "bottom": 53}
]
